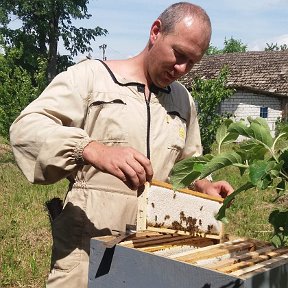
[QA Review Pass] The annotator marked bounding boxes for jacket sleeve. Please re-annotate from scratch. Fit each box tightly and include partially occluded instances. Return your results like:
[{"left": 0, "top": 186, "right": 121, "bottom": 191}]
[{"left": 9, "top": 61, "right": 94, "bottom": 184}]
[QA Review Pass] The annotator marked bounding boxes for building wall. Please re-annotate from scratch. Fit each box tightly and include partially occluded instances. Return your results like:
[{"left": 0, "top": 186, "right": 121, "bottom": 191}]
[{"left": 221, "top": 90, "right": 282, "bottom": 136}]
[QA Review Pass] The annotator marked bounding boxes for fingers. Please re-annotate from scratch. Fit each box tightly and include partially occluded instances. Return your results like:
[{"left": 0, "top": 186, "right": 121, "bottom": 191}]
[
  {"left": 83, "top": 142, "right": 153, "bottom": 190},
  {"left": 133, "top": 152, "right": 154, "bottom": 182},
  {"left": 121, "top": 158, "right": 148, "bottom": 190},
  {"left": 195, "top": 179, "right": 234, "bottom": 200},
  {"left": 216, "top": 181, "right": 234, "bottom": 198},
  {"left": 121, "top": 151, "right": 154, "bottom": 190}
]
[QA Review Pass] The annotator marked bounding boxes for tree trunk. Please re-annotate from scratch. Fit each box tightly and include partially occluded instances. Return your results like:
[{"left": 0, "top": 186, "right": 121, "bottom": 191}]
[{"left": 47, "top": 7, "right": 59, "bottom": 83}]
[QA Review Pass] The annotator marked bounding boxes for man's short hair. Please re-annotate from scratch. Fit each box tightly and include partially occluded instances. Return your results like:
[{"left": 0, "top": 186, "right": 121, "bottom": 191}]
[{"left": 158, "top": 2, "right": 211, "bottom": 36}]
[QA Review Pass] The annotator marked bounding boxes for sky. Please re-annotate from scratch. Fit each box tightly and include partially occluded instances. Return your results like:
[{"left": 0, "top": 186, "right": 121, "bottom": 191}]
[{"left": 66, "top": 0, "right": 288, "bottom": 61}]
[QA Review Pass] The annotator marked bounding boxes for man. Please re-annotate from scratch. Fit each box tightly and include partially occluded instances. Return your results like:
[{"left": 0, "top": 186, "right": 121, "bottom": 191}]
[{"left": 10, "top": 2, "right": 233, "bottom": 287}]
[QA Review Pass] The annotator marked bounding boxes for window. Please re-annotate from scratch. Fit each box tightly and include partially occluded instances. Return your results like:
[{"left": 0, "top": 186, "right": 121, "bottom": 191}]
[{"left": 260, "top": 107, "right": 268, "bottom": 118}]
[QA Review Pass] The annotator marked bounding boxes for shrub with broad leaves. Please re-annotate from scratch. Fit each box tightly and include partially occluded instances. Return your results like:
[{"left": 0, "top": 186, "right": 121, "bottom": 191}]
[{"left": 171, "top": 117, "right": 288, "bottom": 247}]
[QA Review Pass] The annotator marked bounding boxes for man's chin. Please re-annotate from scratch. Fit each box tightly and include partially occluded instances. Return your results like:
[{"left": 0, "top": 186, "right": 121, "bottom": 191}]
[{"left": 155, "top": 78, "right": 174, "bottom": 88}]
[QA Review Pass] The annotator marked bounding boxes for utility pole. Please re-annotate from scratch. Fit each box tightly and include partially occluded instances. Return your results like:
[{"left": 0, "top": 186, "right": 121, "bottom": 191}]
[{"left": 99, "top": 44, "right": 107, "bottom": 60}]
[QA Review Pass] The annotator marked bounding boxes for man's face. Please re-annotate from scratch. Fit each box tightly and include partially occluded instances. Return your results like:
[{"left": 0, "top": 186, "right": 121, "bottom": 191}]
[{"left": 147, "top": 16, "right": 210, "bottom": 88}]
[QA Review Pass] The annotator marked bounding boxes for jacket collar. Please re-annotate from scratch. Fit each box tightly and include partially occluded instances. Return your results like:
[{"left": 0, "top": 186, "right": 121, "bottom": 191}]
[{"left": 98, "top": 59, "right": 171, "bottom": 95}]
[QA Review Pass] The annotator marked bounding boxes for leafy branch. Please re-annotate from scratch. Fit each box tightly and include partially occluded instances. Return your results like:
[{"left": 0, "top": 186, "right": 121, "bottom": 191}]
[{"left": 171, "top": 117, "right": 288, "bottom": 247}]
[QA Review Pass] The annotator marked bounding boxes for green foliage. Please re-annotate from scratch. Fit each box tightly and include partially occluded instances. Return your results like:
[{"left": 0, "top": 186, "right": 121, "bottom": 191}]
[
  {"left": 269, "top": 210, "right": 288, "bottom": 247},
  {"left": 206, "top": 37, "right": 247, "bottom": 55},
  {"left": 275, "top": 116, "right": 288, "bottom": 137},
  {"left": 191, "top": 67, "right": 235, "bottom": 153},
  {"left": 171, "top": 117, "right": 288, "bottom": 247},
  {"left": 0, "top": 1, "right": 106, "bottom": 138},
  {"left": 0, "top": 45, "right": 39, "bottom": 138},
  {"left": 206, "top": 44, "right": 222, "bottom": 55},
  {"left": 171, "top": 155, "right": 213, "bottom": 190},
  {"left": 265, "top": 43, "right": 288, "bottom": 51},
  {"left": 222, "top": 37, "right": 247, "bottom": 53},
  {"left": 0, "top": 0, "right": 108, "bottom": 81}
]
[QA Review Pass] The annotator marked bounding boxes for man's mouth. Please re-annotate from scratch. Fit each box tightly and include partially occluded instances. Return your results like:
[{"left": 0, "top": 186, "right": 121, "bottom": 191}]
[{"left": 166, "top": 72, "right": 176, "bottom": 81}]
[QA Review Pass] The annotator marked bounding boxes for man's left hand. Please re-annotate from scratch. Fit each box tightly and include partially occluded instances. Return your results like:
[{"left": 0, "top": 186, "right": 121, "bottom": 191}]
[{"left": 193, "top": 179, "right": 234, "bottom": 199}]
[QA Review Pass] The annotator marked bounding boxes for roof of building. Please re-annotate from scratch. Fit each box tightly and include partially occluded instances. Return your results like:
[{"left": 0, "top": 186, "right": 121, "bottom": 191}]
[{"left": 180, "top": 51, "right": 288, "bottom": 97}]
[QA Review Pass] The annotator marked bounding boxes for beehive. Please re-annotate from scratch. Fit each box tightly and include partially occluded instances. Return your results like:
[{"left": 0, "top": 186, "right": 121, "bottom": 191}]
[{"left": 88, "top": 180, "right": 288, "bottom": 288}]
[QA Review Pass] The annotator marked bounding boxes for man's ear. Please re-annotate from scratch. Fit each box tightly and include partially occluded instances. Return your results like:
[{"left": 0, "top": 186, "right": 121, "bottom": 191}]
[{"left": 150, "top": 19, "right": 161, "bottom": 44}]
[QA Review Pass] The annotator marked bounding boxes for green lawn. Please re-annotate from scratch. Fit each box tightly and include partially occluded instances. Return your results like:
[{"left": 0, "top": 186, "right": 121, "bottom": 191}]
[{"left": 0, "top": 140, "right": 67, "bottom": 287}]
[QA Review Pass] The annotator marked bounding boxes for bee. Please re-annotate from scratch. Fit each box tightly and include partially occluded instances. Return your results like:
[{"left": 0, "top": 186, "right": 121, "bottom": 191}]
[{"left": 164, "top": 215, "right": 170, "bottom": 220}]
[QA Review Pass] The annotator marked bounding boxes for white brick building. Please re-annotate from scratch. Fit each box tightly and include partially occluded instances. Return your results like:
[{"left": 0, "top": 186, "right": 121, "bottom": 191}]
[
  {"left": 180, "top": 51, "right": 288, "bottom": 136},
  {"left": 221, "top": 91, "right": 282, "bottom": 134}
]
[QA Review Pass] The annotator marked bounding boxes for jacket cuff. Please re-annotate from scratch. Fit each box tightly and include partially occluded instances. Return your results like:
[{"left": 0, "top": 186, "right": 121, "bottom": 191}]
[{"left": 73, "top": 137, "right": 93, "bottom": 165}]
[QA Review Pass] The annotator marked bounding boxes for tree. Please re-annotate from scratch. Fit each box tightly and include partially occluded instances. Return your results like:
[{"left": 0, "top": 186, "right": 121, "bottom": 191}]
[
  {"left": 265, "top": 42, "right": 288, "bottom": 51},
  {"left": 205, "top": 44, "right": 222, "bottom": 55},
  {"left": 0, "top": 0, "right": 108, "bottom": 83},
  {"left": 191, "top": 67, "right": 235, "bottom": 154},
  {"left": 206, "top": 37, "right": 247, "bottom": 55},
  {"left": 0, "top": 43, "right": 40, "bottom": 138},
  {"left": 222, "top": 37, "right": 247, "bottom": 53}
]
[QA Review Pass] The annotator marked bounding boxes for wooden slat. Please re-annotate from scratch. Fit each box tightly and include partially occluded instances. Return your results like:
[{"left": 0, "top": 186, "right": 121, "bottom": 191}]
[
  {"left": 240, "top": 257, "right": 288, "bottom": 279},
  {"left": 121, "top": 234, "right": 196, "bottom": 249},
  {"left": 151, "top": 179, "right": 223, "bottom": 203},
  {"left": 168, "top": 238, "right": 246, "bottom": 260},
  {"left": 174, "top": 240, "right": 265, "bottom": 263},
  {"left": 231, "top": 253, "right": 288, "bottom": 277},
  {"left": 123, "top": 233, "right": 181, "bottom": 245},
  {"left": 223, "top": 247, "right": 288, "bottom": 274},
  {"left": 146, "top": 226, "right": 223, "bottom": 241},
  {"left": 136, "top": 182, "right": 149, "bottom": 230},
  {"left": 132, "top": 231, "right": 163, "bottom": 238},
  {"left": 139, "top": 238, "right": 215, "bottom": 253},
  {"left": 217, "top": 248, "right": 288, "bottom": 273},
  {"left": 204, "top": 245, "right": 276, "bottom": 270}
]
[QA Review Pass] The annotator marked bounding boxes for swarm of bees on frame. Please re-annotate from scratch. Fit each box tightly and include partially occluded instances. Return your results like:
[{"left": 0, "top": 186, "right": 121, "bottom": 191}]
[{"left": 149, "top": 201, "right": 214, "bottom": 235}]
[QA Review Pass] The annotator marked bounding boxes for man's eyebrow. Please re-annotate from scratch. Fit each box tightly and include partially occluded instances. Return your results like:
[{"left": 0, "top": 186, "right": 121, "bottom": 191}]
[
  {"left": 174, "top": 46, "right": 190, "bottom": 57},
  {"left": 178, "top": 48, "right": 198, "bottom": 62}
]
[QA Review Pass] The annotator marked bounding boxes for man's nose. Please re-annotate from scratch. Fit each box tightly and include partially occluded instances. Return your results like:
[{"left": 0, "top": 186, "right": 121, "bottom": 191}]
[{"left": 174, "top": 62, "right": 192, "bottom": 75}]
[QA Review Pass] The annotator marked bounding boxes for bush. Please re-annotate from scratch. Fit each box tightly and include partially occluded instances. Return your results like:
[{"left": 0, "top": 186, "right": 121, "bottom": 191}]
[
  {"left": 0, "top": 46, "right": 40, "bottom": 139},
  {"left": 275, "top": 117, "right": 288, "bottom": 137},
  {"left": 191, "top": 67, "right": 235, "bottom": 154}
]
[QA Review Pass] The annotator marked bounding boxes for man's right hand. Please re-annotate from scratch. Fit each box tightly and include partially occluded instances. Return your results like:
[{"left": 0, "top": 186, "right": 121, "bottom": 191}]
[{"left": 82, "top": 141, "right": 153, "bottom": 190}]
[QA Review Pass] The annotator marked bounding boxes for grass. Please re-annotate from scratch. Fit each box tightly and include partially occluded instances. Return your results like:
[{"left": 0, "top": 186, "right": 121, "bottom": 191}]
[
  {"left": 211, "top": 139, "right": 288, "bottom": 242},
  {"left": 213, "top": 165, "right": 277, "bottom": 241},
  {"left": 0, "top": 137, "right": 286, "bottom": 287},
  {"left": 0, "top": 138, "right": 68, "bottom": 287}
]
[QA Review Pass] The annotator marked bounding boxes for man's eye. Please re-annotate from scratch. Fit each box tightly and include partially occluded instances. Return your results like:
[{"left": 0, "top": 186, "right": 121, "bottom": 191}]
[
  {"left": 173, "top": 49, "right": 194, "bottom": 67},
  {"left": 173, "top": 49, "right": 182, "bottom": 57}
]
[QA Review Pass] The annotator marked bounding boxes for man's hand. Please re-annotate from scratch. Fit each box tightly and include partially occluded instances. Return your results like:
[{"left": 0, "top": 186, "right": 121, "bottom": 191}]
[
  {"left": 82, "top": 141, "right": 153, "bottom": 190},
  {"left": 193, "top": 179, "right": 234, "bottom": 199}
]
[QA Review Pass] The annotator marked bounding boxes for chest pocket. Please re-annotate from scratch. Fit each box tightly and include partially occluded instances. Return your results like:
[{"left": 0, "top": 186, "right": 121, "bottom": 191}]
[
  {"left": 86, "top": 98, "right": 128, "bottom": 143},
  {"left": 166, "top": 110, "right": 187, "bottom": 151}
]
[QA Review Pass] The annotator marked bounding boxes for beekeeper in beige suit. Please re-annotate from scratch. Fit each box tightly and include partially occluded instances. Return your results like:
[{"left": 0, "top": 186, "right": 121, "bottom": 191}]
[{"left": 10, "top": 2, "right": 233, "bottom": 287}]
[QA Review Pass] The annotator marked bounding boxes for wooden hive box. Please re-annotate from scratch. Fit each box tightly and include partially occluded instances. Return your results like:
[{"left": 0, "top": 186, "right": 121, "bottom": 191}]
[{"left": 88, "top": 180, "right": 288, "bottom": 288}]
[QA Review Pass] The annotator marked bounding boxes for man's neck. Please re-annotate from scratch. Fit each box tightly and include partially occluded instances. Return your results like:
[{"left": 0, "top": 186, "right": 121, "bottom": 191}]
[{"left": 105, "top": 51, "right": 151, "bottom": 87}]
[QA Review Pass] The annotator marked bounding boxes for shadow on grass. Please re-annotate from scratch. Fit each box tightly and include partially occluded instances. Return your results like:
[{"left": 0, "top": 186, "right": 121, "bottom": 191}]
[{"left": 50, "top": 202, "right": 111, "bottom": 271}]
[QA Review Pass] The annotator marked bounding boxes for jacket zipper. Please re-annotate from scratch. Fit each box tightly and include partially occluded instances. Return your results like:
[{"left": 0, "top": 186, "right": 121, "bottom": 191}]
[{"left": 144, "top": 91, "right": 151, "bottom": 160}]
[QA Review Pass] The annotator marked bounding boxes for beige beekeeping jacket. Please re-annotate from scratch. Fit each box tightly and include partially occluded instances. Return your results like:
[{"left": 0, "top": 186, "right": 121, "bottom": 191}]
[
  {"left": 10, "top": 57, "right": 202, "bottom": 230},
  {"left": 10, "top": 59, "right": 202, "bottom": 284}
]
